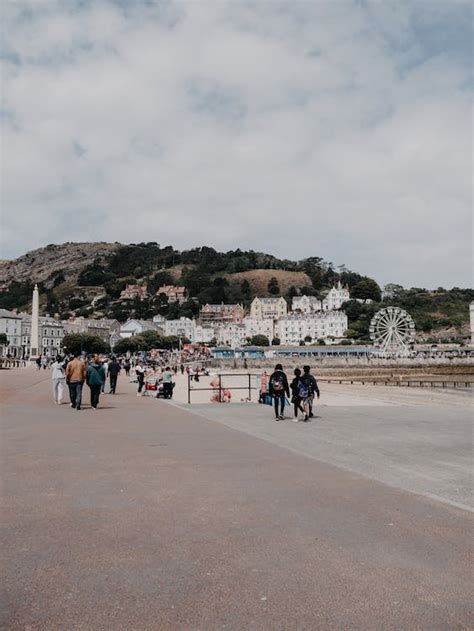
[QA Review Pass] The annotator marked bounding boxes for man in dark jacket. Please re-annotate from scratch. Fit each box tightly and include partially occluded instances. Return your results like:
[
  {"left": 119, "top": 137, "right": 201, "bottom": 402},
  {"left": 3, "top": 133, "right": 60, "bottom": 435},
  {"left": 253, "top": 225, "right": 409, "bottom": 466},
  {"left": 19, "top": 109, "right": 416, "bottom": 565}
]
[
  {"left": 108, "top": 356, "right": 121, "bottom": 394},
  {"left": 269, "top": 363, "right": 290, "bottom": 421},
  {"left": 300, "top": 365, "right": 320, "bottom": 420}
]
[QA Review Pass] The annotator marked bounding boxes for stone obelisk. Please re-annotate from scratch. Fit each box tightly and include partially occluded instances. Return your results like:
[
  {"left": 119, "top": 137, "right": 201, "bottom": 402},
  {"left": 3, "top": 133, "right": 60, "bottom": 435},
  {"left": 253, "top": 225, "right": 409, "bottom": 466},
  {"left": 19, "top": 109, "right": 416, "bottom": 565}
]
[{"left": 30, "top": 284, "right": 40, "bottom": 358}]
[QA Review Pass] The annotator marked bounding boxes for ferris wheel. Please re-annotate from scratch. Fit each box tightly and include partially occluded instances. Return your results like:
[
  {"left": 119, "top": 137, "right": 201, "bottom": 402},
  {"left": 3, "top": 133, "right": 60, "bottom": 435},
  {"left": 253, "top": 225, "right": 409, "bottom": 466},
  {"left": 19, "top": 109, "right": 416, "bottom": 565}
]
[{"left": 369, "top": 307, "right": 416, "bottom": 356}]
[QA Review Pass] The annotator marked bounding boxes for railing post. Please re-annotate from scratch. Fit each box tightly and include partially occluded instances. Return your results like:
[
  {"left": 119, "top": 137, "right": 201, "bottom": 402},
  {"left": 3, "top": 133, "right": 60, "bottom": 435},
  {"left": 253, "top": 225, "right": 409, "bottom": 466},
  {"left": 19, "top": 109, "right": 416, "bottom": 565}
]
[
  {"left": 248, "top": 373, "right": 251, "bottom": 401},
  {"left": 218, "top": 374, "right": 222, "bottom": 403},
  {"left": 187, "top": 374, "right": 191, "bottom": 404}
]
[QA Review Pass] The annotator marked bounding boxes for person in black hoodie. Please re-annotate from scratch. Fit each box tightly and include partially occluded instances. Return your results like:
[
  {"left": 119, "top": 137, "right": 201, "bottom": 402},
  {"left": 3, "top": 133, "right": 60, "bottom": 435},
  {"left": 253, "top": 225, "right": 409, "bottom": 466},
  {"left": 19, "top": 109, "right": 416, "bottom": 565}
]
[
  {"left": 300, "top": 365, "right": 320, "bottom": 421},
  {"left": 108, "top": 356, "right": 121, "bottom": 394},
  {"left": 290, "top": 368, "right": 306, "bottom": 422},
  {"left": 269, "top": 363, "right": 290, "bottom": 421}
]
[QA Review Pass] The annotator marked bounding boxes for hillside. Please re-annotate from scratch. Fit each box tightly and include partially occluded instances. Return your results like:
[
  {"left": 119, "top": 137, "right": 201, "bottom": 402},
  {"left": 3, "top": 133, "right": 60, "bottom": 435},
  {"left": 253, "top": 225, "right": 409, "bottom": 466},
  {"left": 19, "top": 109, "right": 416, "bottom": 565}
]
[
  {"left": 0, "top": 242, "right": 121, "bottom": 287},
  {"left": 0, "top": 241, "right": 472, "bottom": 343},
  {"left": 224, "top": 270, "right": 312, "bottom": 296}
]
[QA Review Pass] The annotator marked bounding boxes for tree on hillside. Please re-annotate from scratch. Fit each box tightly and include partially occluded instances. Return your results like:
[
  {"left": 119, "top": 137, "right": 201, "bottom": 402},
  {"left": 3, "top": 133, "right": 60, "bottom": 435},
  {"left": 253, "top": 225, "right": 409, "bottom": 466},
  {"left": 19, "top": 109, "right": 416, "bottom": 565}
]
[
  {"left": 351, "top": 278, "right": 382, "bottom": 302},
  {"left": 149, "top": 271, "right": 174, "bottom": 293},
  {"left": 78, "top": 261, "right": 112, "bottom": 286},
  {"left": 267, "top": 277, "right": 280, "bottom": 295},
  {"left": 62, "top": 333, "right": 110, "bottom": 356},
  {"left": 383, "top": 283, "right": 404, "bottom": 299},
  {"left": 240, "top": 279, "right": 251, "bottom": 300}
]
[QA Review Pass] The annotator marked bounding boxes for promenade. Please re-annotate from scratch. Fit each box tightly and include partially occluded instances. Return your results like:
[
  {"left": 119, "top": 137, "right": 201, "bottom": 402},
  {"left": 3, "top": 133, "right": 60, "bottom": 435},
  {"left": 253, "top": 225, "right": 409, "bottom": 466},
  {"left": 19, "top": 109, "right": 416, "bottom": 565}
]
[{"left": 1, "top": 369, "right": 472, "bottom": 629}]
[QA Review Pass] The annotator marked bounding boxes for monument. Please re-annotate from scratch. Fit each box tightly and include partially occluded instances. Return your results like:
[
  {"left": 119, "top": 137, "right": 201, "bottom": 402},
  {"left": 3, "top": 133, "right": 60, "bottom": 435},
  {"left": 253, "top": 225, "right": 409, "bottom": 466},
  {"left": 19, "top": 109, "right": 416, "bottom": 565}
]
[{"left": 30, "top": 284, "right": 40, "bottom": 358}]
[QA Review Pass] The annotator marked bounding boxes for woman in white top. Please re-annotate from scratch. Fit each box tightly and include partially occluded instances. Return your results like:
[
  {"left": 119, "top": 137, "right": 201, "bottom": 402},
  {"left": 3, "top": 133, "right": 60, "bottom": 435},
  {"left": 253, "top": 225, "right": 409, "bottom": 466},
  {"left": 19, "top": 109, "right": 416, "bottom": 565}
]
[{"left": 51, "top": 356, "right": 66, "bottom": 404}]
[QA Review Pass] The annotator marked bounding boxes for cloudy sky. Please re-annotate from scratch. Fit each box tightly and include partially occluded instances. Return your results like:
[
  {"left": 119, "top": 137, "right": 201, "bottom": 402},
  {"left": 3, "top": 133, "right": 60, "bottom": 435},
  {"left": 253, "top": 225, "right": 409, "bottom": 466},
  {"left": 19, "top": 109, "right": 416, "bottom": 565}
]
[{"left": 1, "top": 0, "right": 472, "bottom": 288}]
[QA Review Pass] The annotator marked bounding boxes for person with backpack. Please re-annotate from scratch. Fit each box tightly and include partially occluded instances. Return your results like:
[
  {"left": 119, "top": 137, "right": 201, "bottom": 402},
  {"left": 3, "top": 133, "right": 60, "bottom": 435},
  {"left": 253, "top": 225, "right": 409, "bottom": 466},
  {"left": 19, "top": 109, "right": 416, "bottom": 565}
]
[
  {"left": 269, "top": 363, "right": 290, "bottom": 421},
  {"left": 86, "top": 355, "right": 106, "bottom": 409},
  {"left": 290, "top": 368, "right": 306, "bottom": 421},
  {"left": 300, "top": 365, "right": 320, "bottom": 421}
]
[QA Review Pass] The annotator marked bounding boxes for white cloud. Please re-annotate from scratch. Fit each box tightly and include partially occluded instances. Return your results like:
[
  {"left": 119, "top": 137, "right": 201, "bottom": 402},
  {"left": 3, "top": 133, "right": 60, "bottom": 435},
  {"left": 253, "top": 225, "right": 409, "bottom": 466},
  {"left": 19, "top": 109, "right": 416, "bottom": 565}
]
[{"left": 1, "top": 0, "right": 472, "bottom": 288}]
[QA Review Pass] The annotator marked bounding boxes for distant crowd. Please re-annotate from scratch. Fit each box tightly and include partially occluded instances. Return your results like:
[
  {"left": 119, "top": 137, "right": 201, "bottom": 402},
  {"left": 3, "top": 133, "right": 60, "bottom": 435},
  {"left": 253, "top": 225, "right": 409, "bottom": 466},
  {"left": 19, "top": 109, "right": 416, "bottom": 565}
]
[{"left": 42, "top": 351, "right": 209, "bottom": 411}]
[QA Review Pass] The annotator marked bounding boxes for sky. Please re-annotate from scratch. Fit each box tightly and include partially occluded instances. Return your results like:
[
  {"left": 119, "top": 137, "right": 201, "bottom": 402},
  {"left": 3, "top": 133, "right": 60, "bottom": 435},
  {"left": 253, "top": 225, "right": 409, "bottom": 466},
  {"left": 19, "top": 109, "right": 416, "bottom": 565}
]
[{"left": 1, "top": 0, "right": 472, "bottom": 289}]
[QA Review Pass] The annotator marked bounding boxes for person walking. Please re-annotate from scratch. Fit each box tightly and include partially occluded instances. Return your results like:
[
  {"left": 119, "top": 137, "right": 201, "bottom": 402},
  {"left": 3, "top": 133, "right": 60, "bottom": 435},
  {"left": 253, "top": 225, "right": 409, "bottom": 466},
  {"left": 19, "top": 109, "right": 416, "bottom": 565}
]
[
  {"left": 86, "top": 355, "right": 105, "bottom": 409},
  {"left": 124, "top": 358, "right": 131, "bottom": 376},
  {"left": 108, "top": 356, "right": 121, "bottom": 394},
  {"left": 162, "top": 366, "right": 173, "bottom": 399},
  {"left": 101, "top": 358, "right": 109, "bottom": 393},
  {"left": 65, "top": 351, "right": 87, "bottom": 411},
  {"left": 36, "top": 356, "right": 42, "bottom": 370},
  {"left": 290, "top": 368, "right": 306, "bottom": 421},
  {"left": 259, "top": 371, "right": 269, "bottom": 404},
  {"left": 135, "top": 361, "right": 146, "bottom": 396},
  {"left": 300, "top": 365, "right": 320, "bottom": 421},
  {"left": 51, "top": 356, "right": 66, "bottom": 405},
  {"left": 269, "top": 363, "right": 290, "bottom": 421}
]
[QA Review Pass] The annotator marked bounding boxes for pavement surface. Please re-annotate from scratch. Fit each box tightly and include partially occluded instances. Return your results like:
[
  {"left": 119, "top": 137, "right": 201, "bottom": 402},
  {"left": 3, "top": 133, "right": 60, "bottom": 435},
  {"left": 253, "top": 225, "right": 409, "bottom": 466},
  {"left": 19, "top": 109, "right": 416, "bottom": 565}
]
[{"left": 1, "top": 369, "right": 473, "bottom": 630}]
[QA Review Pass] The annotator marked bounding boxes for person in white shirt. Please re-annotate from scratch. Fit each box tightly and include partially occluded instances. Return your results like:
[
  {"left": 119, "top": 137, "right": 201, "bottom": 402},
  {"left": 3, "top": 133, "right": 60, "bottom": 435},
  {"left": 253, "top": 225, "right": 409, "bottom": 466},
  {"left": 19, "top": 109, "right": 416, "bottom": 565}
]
[
  {"left": 135, "top": 361, "right": 146, "bottom": 396},
  {"left": 51, "top": 356, "right": 66, "bottom": 404}
]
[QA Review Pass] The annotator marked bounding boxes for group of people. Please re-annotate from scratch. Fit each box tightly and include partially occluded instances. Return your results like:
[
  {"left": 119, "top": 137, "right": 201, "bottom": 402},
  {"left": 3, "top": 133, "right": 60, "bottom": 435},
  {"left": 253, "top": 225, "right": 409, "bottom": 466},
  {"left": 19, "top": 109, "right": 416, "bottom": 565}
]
[
  {"left": 134, "top": 362, "right": 175, "bottom": 399},
  {"left": 51, "top": 352, "right": 122, "bottom": 410},
  {"left": 265, "top": 364, "right": 320, "bottom": 422}
]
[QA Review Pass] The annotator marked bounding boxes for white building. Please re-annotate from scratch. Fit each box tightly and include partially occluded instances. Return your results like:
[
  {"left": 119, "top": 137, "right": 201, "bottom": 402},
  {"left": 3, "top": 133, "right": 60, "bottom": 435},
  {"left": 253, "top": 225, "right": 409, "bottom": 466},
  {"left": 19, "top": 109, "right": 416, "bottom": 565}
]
[
  {"left": 275, "top": 311, "right": 348, "bottom": 345},
  {"left": 164, "top": 317, "right": 195, "bottom": 340},
  {"left": 0, "top": 309, "right": 66, "bottom": 358},
  {"left": 0, "top": 309, "right": 24, "bottom": 357},
  {"left": 292, "top": 295, "right": 322, "bottom": 313},
  {"left": 62, "top": 317, "right": 120, "bottom": 344},
  {"left": 193, "top": 325, "right": 215, "bottom": 344},
  {"left": 322, "top": 281, "right": 350, "bottom": 311},
  {"left": 250, "top": 297, "right": 287, "bottom": 320},
  {"left": 244, "top": 317, "right": 274, "bottom": 341},
  {"left": 119, "top": 319, "right": 163, "bottom": 338},
  {"left": 215, "top": 323, "right": 246, "bottom": 349}
]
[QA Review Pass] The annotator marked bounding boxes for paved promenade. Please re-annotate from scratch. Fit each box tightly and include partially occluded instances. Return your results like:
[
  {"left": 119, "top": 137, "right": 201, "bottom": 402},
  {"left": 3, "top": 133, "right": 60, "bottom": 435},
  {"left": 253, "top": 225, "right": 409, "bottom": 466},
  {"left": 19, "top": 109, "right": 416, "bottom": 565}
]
[{"left": 1, "top": 369, "right": 472, "bottom": 629}]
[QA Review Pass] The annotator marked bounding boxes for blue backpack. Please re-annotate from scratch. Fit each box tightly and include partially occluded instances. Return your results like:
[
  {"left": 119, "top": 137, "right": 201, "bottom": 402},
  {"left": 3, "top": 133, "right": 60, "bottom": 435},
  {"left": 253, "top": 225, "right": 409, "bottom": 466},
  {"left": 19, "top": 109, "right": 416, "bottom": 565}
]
[{"left": 298, "top": 381, "right": 309, "bottom": 398}]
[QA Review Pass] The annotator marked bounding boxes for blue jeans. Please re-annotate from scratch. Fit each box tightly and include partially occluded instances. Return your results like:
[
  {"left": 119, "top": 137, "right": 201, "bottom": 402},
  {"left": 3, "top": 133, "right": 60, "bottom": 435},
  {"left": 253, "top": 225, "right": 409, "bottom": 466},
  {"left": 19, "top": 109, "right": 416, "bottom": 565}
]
[{"left": 69, "top": 381, "right": 83, "bottom": 409}]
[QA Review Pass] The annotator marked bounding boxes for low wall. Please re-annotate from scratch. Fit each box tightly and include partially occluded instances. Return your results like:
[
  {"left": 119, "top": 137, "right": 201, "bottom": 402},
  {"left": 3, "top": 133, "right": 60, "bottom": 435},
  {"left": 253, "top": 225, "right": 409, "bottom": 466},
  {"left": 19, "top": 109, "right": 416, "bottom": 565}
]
[{"left": 208, "top": 357, "right": 474, "bottom": 377}]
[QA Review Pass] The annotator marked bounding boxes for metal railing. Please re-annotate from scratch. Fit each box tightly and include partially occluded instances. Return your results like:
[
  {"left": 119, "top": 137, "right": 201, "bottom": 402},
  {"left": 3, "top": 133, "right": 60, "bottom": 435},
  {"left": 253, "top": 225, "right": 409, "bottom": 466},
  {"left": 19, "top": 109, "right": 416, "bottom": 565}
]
[
  {"left": 187, "top": 373, "right": 259, "bottom": 404},
  {"left": 320, "top": 378, "right": 472, "bottom": 389}
]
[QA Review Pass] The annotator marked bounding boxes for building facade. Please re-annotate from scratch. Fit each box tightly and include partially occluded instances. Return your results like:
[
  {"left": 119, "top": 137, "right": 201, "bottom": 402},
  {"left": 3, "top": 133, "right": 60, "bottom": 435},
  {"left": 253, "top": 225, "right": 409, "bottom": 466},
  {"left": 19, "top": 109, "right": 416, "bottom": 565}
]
[
  {"left": 156, "top": 285, "right": 187, "bottom": 304},
  {"left": 199, "top": 303, "right": 246, "bottom": 325},
  {"left": 120, "top": 284, "right": 149, "bottom": 301},
  {"left": 322, "top": 282, "right": 350, "bottom": 311},
  {"left": 215, "top": 323, "right": 246, "bottom": 349},
  {"left": 243, "top": 317, "right": 274, "bottom": 341},
  {"left": 119, "top": 319, "right": 163, "bottom": 338},
  {"left": 164, "top": 317, "right": 195, "bottom": 340},
  {"left": 275, "top": 311, "right": 348, "bottom": 345},
  {"left": 250, "top": 297, "right": 287, "bottom": 320},
  {"left": 292, "top": 295, "right": 322, "bottom": 313},
  {"left": 0, "top": 309, "right": 24, "bottom": 357}
]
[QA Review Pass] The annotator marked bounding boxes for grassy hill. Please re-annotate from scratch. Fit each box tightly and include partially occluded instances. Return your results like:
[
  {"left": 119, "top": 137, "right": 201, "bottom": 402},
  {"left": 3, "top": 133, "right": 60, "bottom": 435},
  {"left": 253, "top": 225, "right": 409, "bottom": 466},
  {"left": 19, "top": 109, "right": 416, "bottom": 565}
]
[{"left": 224, "top": 269, "right": 312, "bottom": 296}]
